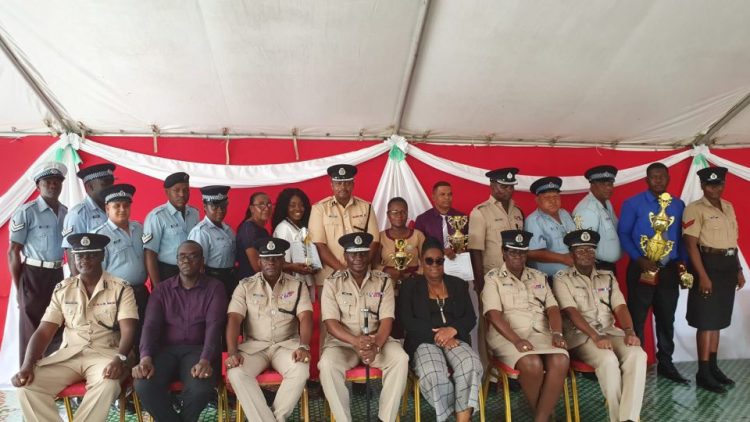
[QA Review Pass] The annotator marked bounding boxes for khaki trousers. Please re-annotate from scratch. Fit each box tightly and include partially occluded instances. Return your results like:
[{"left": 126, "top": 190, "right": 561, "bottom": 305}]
[
  {"left": 18, "top": 349, "right": 123, "bottom": 422},
  {"left": 572, "top": 336, "right": 647, "bottom": 422},
  {"left": 318, "top": 341, "right": 408, "bottom": 422},
  {"left": 227, "top": 345, "right": 309, "bottom": 421}
]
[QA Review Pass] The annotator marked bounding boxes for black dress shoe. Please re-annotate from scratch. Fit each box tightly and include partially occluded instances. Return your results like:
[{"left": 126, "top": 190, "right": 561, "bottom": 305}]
[
  {"left": 711, "top": 366, "right": 735, "bottom": 386},
  {"left": 657, "top": 363, "right": 689, "bottom": 384},
  {"left": 696, "top": 373, "right": 727, "bottom": 394}
]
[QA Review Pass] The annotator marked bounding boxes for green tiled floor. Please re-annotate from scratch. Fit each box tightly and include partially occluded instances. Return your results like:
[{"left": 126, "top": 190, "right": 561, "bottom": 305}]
[{"left": 1, "top": 360, "right": 749, "bottom": 421}]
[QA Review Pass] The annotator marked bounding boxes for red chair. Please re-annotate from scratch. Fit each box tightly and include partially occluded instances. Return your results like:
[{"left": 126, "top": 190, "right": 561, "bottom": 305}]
[
  {"left": 222, "top": 369, "right": 310, "bottom": 422},
  {"left": 483, "top": 357, "right": 572, "bottom": 422},
  {"left": 324, "top": 366, "right": 407, "bottom": 422},
  {"left": 132, "top": 380, "right": 225, "bottom": 422},
  {"left": 56, "top": 378, "right": 133, "bottom": 422},
  {"left": 568, "top": 359, "right": 596, "bottom": 422}
]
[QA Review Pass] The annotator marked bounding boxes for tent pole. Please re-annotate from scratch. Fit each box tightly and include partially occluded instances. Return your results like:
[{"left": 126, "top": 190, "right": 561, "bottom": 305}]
[
  {"left": 693, "top": 91, "right": 750, "bottom": 146},
  {"left": 0, "top": 32, "right": 71, "bottom": 133},
  {"left": 392, "top": 0, "right": 432, "bottom": 135}
]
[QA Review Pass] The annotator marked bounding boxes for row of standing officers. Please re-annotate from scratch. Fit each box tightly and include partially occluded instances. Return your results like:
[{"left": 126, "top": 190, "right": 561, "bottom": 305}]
[{"left": 8, "top": 159, "right": 743, "bottom": 421}]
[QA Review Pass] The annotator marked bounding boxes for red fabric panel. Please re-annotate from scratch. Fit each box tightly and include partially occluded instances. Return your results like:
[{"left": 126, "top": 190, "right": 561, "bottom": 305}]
[{"left": 3, "top": 136, "right": 750, "bottom": 366}]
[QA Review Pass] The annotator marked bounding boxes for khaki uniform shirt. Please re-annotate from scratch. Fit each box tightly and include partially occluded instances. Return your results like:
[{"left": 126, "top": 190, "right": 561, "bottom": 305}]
[
  {"left": 228, "top": 272, "right": 313, "bottom": 355},
  {"left": 682, "top": 197, "right": 739, "bottom": 249},
  {"left": 468, "top": 197, "right": 524, "bottom": 274},
  {"left": 481, "top": 264, "right": 557, "bottom": 347},
  {"left": 40, "top": 272, "right": 138, "bottom": 366},
  {"left": 309, "top": 196, "right": 380, "bottom": 285},
  {"left": 377, "top": 229, "right": 425, "bottom": 274},
  {"left": 321, "top": 269, "right": 395, "bottom": 349},
  {"left": 552, "top": 267, "right": 626, "bottom": 349}
]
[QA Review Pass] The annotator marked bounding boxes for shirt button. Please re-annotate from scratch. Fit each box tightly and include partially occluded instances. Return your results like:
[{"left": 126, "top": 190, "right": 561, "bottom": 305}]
[
  {"left": 271, "top": 326, "right": 276, "bottom": 330},
  {"left": 271, "top": 310, "right": 276, "bottom": 315}
]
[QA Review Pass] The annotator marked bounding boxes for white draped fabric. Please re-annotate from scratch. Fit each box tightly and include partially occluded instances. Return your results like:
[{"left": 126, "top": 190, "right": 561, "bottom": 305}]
[{"left": 3, "top": 135, "right": 750, "bottom": 387}]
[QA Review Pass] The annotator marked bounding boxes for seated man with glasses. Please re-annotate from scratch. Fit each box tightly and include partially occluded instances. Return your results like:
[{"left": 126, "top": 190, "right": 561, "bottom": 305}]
[
  {"left": 553, "top": 229, "right": 646, "bottom": 422},
  {"left": 482, "top": 230, "right": 569, "bottom": 422},
  {"left": 225, "top": 237, "right": 313, "bottom": 421},
  {"left": 13, "top": 233, "right": 138, "bottom": 422},
  {"left": 133, "top": 240, "right": 227, "bottom": 422}
]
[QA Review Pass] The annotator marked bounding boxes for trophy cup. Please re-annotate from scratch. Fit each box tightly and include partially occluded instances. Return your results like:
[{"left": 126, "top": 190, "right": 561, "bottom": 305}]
[
  {"left": 299, "top": 227, "right": 313, "bottom": 267},
  {"left": 388, "top": 239, "right": 414, "bottom": 271},
  {"left": 638, "top": 193, "right": 685, "bottom": 286},
  {"left": 447, "top": 216, "right": 469, "bottom": 253}
]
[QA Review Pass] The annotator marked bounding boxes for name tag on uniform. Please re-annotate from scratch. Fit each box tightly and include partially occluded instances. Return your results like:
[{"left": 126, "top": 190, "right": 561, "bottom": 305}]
[
  {"left": 502, "top": 283, "right": 514, "bottom": 287},
  {"left": 252, "top": 293, "right": 266, "bottom": 298},
  {"left": 575, "top": 286, "right": 586, "bottom": 290},
  {"left": 532, "top": 284, "right": 545, "bottom": 290},
  {"left": 93, "top": 301, "right": 116, "bottom": 306},
  {"left": 595, "top": 287, "right": 611, "bottom": 293},
  {"left": 341, "top": 291, "right": 354, "bottom": 296},
  {"left": 367, "top": 291, "right": 383, "bottom": 298},
  {"left": 279, "top": 290, "right": 295, "bottom": 300},
  {"left": 352, "top": 214, "right": 365, "bottom": 219},
  {"left": 64, "top": 301, "right": 78, "bottom": 305}
]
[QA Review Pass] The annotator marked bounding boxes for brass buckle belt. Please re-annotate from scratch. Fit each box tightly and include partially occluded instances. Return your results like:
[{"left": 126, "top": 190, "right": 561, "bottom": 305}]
[{"left": 699, "top": 246, "right": 736, "bottom": 256}]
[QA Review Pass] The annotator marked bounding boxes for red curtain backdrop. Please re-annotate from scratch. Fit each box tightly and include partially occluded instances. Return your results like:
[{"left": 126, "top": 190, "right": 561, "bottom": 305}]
[{"left": 3, "top": 136, "right": 750, "bottom": 363}]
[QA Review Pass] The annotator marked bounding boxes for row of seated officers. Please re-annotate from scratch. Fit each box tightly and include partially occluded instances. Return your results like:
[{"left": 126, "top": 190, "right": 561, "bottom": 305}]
[{"left": 12, "top": 228, "right": 645, "bottom": 422}]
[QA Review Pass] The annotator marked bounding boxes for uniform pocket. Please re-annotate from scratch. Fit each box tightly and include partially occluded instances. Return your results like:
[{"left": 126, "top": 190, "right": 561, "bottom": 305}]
[{"left": 31, "top": 231, "right": 49, "bottom": 252}]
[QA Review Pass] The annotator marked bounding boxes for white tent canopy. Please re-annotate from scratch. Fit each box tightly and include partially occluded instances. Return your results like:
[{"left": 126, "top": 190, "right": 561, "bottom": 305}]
[{"left": 2, "top": 0, "right": 750, "bottom": 148}]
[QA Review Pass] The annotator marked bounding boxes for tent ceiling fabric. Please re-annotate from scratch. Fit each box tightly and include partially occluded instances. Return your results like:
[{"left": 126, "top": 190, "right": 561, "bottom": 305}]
[{"left": 1, "top": 0, "right": 750, "bottom": 147}]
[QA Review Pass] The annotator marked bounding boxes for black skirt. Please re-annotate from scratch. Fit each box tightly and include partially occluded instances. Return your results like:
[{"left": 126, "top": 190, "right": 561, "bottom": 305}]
[{"left": 687, "top": 254, "right": 738, "bottom": 330}]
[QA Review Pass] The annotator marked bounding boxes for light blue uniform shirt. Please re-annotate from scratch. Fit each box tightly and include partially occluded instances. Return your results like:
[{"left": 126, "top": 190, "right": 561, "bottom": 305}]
[
  {"left": 573, "top": 192, "right": 622, "bottom": 263},
  {"left": 142, "top": 201, "right": 200, "bottom": 265},
  {"left": 9, "top": 197, "right": 67, "bottom": 261},
  {"left": 525, "top": 208, "right": 576, "bottom": 276},
  {"left": 93, "top": 219, "right": 147, "bottom": 285},
  {"left": 188, "top": 216, "right": 236, "bottom": 269},
  {"left": 61, "top": 195, "right": 107, "bottom": 248}
]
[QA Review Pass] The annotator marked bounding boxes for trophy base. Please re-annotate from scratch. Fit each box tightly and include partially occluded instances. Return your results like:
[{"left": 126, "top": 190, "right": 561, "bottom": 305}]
[{"left": 639, "top": 271, "right": 659, "bottom": 286}]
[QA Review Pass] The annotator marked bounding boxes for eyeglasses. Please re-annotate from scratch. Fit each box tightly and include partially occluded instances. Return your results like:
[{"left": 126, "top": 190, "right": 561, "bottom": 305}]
[
  {"left": 177, "top": 253, "right": 202, "bottom": 262},
  {"left": 424, "top": 257, "right": 445, "bottom": 266},
  {"left": 573, "top": 247, "right": 596, "bottom": 255},
  {"left": 252, "top": 202, "right": 273, "bottom": 209}
]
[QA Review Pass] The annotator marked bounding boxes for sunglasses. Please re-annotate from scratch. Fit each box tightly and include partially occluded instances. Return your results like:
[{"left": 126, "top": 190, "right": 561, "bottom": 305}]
[{"left": 424, "top": 257, "right": 445, "bottom": 266}]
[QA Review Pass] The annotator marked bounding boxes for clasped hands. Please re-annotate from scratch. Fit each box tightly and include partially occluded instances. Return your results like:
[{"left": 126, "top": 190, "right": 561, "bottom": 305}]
[{"left": 433, "top": 327, "right": 459, "bottom": 350}]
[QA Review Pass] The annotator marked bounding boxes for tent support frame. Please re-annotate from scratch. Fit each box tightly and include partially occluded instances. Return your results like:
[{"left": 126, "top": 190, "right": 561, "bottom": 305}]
[{"left": 693, "top": 91, "right": 750, "bottom": 146}]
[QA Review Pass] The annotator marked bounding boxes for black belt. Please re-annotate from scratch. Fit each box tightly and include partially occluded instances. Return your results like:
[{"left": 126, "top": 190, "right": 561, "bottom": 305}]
[{"left": 699, "top": 246, "right": 737, "bottom": 256}]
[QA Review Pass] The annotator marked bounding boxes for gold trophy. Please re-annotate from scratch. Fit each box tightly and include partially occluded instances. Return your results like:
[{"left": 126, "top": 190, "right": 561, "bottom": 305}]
[
  {"left": 299, "top": 227, "right": 313, "bottom": 267},
  {"left": 638, "top": 193, "right": 694, "bottom": 288},
  {"left": 388, "top": 239, "right": 414, "bottom": 271},
  {"left": 447, "top": 215, "right": 469, "bottom": 253}
]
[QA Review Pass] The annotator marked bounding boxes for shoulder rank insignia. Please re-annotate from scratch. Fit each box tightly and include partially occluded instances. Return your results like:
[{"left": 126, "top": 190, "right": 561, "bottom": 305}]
[
  {"left": 10, "top": 220, "right": 25, "bottom": 232},
  {"left": 61, "top": 226, "right": 73, "bottom": 237},
  {"left": 142, "top": 233, "right": 153, "bottom": 244}
]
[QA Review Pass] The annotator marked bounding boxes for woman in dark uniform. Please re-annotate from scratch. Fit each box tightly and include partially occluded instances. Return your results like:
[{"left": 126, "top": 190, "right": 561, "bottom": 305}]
[{"left": 683, "top": 166, "right": 746, "bottom": 393}]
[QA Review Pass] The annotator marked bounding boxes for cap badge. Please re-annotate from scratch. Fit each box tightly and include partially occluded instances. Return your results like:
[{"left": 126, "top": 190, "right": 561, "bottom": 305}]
[
  {"left": 709, "top": 172, "right": 717, "bottom": 180},
  {"left": 581, "top": 232, "right": 591, "bottom": 242},
  {"left": 507, "top": 172, "right": 513, "bottom": 179},
  {"left": 267, "top": 241, "right": 276, "bottom": 251},
  {"left": 515, "top": 234, "right": 523, "bottom": 243},
  {"left": 354, "top": 235, "right": 363, "bottom": 245},
  {"left": 338, "top": 167, "right": 346, "bottom": 176},
  {"left": 81, "top": 236, "right": 91, "bottom": 246}
]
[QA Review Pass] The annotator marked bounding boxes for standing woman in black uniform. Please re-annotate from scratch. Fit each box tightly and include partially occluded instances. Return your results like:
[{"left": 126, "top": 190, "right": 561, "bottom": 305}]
[{"left": 683, "top": 166, "right": 745, "bottom": 393}]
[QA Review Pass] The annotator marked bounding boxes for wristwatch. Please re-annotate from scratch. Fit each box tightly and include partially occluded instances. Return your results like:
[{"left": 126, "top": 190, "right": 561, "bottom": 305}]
[
  {"left": 298, "top": 344, "right": 311, "bottom": 351},
  {"left": 115, "top": 353, "right": 128, "bottom": 364}
]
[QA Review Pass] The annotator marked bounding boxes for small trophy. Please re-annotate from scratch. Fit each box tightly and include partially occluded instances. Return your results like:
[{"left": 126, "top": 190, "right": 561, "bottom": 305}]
[
  {"left": 388, "top": 239, "right": 414, "bottom": 271},
  {"left": 299, "top": 227, "right": 313, "bottom": 267},
  {"left": 638, "top": 193, "right": 675, "bottom": 285},
  {"left": 447, "top": 215, "right": 469, "bottom": 253}
]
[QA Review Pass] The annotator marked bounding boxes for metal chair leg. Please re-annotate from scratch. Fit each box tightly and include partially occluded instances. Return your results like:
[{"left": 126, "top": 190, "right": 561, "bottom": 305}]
[
  {"left": 414, "top": 376, "right": 421, "bottom": 422},
  {"left": 478, "top": 380, "right": 486, "bottom": 422},
  {"left": 501, "top": 372, "right": 512, "bottom": 422},
  {"left": 119, "top": 390, "right": 127, "bottom": 422},
  {"left": 302, "top": 386, "right": 310, "bottom": 422},
  {"left": 563, "top": 376, "right": 572, "bottom": 422},
  {"left": 570, "top": 370, "right": 580, "bottom": 422},
  {"left": 131, "top": 390, "right": 143, "bottom": 422},
  {"left": 63, "top": 397, "right": 74, "bottom": 421}
]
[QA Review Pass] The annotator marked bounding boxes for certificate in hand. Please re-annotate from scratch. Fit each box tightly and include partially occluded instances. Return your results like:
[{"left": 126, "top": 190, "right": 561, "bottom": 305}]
[
  {"left": 290, "top": 241, "right": 322, "bottom": 270},
  {"left": 443, "top": 252, "right": 474, "bottom": 281}
]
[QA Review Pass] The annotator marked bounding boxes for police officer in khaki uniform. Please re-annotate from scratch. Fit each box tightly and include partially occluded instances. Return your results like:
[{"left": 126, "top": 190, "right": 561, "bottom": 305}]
[
  {"left": 309, "top": 164, "right": 380, "bottom": 288},
  {"left": 318, "top": 233, "right": 408, "bottom": 422},
  {"left": 468, "top": 168, "right": 525, "bottom": 373},
  {"left": 482, "top": 230, "right": 568, "bottom": 422},
  {"left": 553, "top": 229, "right": 646, "bottom": 422},
  {"left": 225, "top": 238, "right": 313, "bottom": 421},
  {"left": 683, "top": 166, "right": 744, "bottom": 393},
  {"left": 12, "top": 233, "right": 138, "bottom": 422}
]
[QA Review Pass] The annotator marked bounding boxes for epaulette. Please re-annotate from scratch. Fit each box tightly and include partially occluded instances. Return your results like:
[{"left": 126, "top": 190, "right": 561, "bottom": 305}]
[
  {"left": 55, "top": 277, "right": 76, "bottom": 290},
  {"left": 18, "top": 201, "right": 37, "bottom": 212},
  {"left": 525, "top": 267, "right": 548, "bottom": 279},
  {"left": 485, "top": 267, "right": 502, "bottom": 278},
  {"left": 370, "top": 269, "right": 388, "bottom": 279},
  {"left": 330, "top": 269, "right": 348, "bottom": 279}
]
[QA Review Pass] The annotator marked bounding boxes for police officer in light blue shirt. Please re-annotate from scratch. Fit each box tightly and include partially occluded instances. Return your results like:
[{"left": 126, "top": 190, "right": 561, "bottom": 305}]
[
  {"left": 525, "top": 177, "right": 576, "bottom": 278},
  {"left": 143, "top": 172, "right": 200, "bottom": 285},
  {"left": 188, "top": 185, "right": 237, "bottom": 298},
  {"left": 8, "top": 161, "right": 68, "bottom": 364},
  {"left": 61, "top": 163, "right": 115, "bottom": 274},
  {"left": 573, "top": 165, "right": 621, "bottom": 273}
]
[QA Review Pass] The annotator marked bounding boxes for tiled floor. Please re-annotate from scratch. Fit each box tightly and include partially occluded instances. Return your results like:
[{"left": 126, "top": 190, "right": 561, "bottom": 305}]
[{"left": 1, "top": 360, "right": 748, "bottom": 421}]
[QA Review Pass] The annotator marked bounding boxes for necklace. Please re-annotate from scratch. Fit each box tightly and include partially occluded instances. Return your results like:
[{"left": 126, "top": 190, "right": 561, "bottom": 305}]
[
  {"left": 428, "top": 281, "right": 448, "bottom": 324},
  {"left": 436, "top": 297, "right": 447, "bottom": 324}
]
